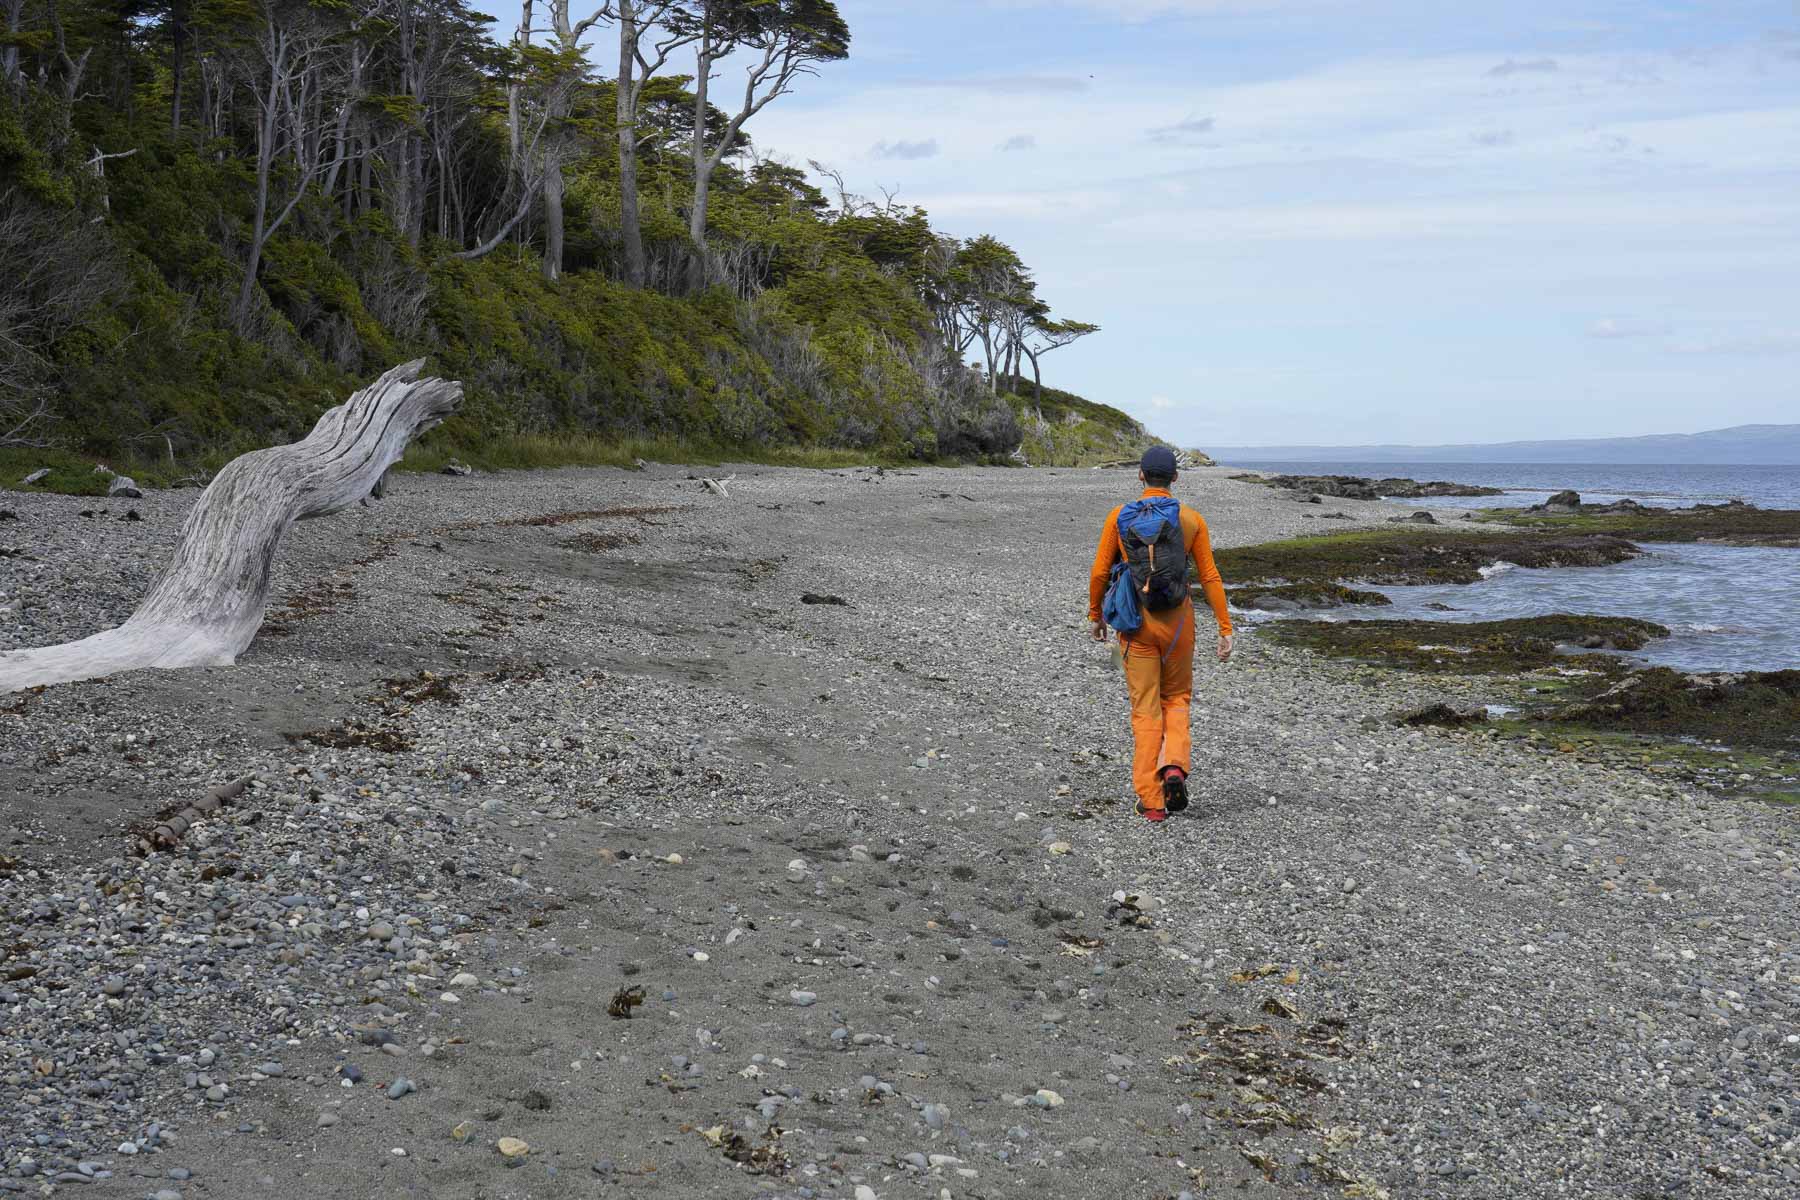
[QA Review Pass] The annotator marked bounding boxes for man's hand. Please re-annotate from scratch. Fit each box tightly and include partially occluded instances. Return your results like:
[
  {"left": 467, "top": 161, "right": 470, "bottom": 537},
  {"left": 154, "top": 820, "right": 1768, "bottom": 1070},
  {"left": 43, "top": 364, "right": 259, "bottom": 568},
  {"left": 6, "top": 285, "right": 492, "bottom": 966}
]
[
  {"left": 1090, "top": 620, "right": 1108, "bottom": 643},
  {"left": 1217, "top": 633, "right": 1233, "bottom": 662}
]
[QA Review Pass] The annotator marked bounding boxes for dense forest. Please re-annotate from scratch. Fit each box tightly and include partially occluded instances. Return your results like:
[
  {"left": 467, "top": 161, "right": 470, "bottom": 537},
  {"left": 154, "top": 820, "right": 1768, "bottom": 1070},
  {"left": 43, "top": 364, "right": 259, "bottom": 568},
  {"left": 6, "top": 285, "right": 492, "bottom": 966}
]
[{"left": 0, "top": 0, "right": 1145, "bottom": 482}]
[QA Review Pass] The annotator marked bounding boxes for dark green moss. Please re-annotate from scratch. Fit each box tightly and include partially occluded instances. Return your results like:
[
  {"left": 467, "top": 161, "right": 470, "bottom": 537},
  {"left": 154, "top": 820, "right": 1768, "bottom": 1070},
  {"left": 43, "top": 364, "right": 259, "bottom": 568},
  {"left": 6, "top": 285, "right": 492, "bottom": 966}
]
[
  {"left": 1548, "top": 668, "right": 1800, "bottom": 750},
  {"left": 1485, "top": 720, "right": 1799, "bottom": 801},
  {"left": 1228, "top": 582, "right": 1391, "bottom": 611},
  {"left": 1263, "top": 613, "right": 1669, "bottom": 674},
  {"left": 1215, "top": 528, "right": 1641, "bottom": 587},
  {"left": 1478, "top": 506, "right": 1800, "bottom": 547}
]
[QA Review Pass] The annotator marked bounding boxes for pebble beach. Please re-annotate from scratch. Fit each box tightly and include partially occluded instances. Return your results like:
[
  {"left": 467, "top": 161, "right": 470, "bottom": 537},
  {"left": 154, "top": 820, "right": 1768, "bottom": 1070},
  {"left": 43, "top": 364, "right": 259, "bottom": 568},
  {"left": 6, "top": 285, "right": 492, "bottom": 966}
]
[{"left": 2, "top": 463, "right": 1795, "bottom": 1199}]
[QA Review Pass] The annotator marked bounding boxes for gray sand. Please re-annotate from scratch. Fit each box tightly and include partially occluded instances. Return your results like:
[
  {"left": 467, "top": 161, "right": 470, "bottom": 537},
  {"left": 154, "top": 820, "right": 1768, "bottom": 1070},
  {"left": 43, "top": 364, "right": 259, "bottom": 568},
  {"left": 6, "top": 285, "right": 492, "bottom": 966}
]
[{"left": 1, "top": 464, "right": 1794, "bottom": 1199}]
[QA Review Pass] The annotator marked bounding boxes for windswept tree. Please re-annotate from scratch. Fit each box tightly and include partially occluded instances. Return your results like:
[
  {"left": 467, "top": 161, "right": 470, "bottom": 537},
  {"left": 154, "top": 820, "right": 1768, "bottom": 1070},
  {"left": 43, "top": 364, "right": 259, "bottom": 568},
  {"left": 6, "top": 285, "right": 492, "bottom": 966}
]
[
  {"left": 456, "top": 11, "right": 581, "bottom": 260},
  {"left": 490, "top": 0, "right": 688, "bottom": 281},
  {"left": 375, "top": 0, "right": 496, "bottom": 248},
  {"left": 948, "top": 234, "right": 1030, "bottom": 393},
  {"left": 537, "top": 0, "right": 611, "bottom": 278},
  {"left": 611, "top": 0, "right": 697, "bottom": 284},
  {"left": 911, "top": 229, "right": 1094, "bottom": 406},
  {"left": 0, "top": 0, "right": 1089, "bottom": 468},
  {"left": 224, "top": 0, "right": 364, "bottom": 326},
  {"left": 681, "top": 0, "right": 847, "bottom": 252},
  {"left": 0, "top": 191, "right": 123, "bottom": 446},
  {"left": 1019, "top": 315, "right": 1098, "bottom": 410}
]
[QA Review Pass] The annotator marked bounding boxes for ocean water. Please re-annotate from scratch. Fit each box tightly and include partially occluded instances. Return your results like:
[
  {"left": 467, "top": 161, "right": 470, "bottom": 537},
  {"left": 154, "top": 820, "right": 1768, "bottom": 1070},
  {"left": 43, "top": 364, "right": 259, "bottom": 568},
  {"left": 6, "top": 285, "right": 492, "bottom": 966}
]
[
  {"left": 1222, "top": 461, "right": 1800, "bottom": 673},
  {"left": 1226, "top": 460, "right": 1800, "bottom": 510}
]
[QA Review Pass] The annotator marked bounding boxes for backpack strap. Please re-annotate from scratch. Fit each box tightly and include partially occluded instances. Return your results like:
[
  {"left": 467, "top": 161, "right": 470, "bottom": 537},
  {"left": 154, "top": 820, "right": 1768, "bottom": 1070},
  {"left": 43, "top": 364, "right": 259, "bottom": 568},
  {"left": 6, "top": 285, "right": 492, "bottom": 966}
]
[
  {"left": 1158, "top": 605, "right": 1189, "bottom": 663},
  {"left": 1119, "top": 597, "right": 1191, "bottom": 662}
]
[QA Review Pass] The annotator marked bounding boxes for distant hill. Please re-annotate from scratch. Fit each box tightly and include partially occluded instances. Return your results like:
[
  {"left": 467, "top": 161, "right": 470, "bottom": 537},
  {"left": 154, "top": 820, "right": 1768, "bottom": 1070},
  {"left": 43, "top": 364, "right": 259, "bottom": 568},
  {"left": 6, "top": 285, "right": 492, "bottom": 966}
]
[{"left": 1211, "top": 424, "right": 1800, "bottom": 466}]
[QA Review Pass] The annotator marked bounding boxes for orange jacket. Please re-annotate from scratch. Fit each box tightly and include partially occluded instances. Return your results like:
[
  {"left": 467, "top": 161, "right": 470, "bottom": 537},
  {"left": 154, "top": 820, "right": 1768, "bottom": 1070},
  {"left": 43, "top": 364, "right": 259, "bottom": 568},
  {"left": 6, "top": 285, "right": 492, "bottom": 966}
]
[{"left": 1088, "top": 488, "right": 1232, "bottom": 636}]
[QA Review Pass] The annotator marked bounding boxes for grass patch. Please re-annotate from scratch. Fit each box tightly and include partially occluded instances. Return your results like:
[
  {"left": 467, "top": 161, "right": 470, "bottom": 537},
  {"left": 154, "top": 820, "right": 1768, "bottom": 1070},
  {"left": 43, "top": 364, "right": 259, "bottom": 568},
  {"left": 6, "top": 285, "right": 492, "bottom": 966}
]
[
  {"left": 396, "top": 432, "right": 911, "bottom": 476},
  {"left": 0, "top": 446, "right": 227, "bottom": 495},
  {"left": 1215, "top": 528, "right": 1641, "bottom": 587},
  {"left": 1004, "top": 376, "right": 1153, "bottom": 467},
  {"left": 1264, "top": 613, "right": 1668, "bottom": 674},
  {"left": 3, "top": 434, "right": 941, "bottom": 496}
]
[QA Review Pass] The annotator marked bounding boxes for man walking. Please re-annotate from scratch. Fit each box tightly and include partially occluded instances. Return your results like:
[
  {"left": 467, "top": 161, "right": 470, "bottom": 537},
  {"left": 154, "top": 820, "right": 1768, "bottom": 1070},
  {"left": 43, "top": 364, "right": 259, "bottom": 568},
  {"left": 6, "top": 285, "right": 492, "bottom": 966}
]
[{"left": 1087, "top": 447, "right": 1233, "bottom": 822}]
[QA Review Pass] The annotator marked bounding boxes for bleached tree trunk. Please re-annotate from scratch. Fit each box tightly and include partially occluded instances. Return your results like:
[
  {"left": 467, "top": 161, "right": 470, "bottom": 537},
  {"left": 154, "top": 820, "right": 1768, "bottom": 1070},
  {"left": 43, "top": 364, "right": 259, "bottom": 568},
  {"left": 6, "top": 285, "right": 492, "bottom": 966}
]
[
  {"left": 2, "top": 0, "right": 23, "bottom": 93},
  {"left": 616, "top": 0, "right": 647, "bottom": 287},
  {"left": 541, "top": 102, "right": 566, "bottom": 279},
  {"left": 0, "top": 362, "right": 462, "bottom": 694},
  {"left": 169, "top": 0, "right": 189, "bottom": 133},
  {"left": 688, "top": 33, "right": 714, "bottom": 248}
]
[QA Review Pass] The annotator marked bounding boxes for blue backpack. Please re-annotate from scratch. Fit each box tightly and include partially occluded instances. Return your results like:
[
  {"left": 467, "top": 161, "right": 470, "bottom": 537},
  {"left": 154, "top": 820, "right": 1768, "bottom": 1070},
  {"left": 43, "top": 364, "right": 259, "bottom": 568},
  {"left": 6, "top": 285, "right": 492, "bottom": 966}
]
[
  {"left": 1115, "top": 497, "right": 1190, "bottom": 613},
  {"left": 1101, "top": 561, "right": 1141, "bottom": 634}
]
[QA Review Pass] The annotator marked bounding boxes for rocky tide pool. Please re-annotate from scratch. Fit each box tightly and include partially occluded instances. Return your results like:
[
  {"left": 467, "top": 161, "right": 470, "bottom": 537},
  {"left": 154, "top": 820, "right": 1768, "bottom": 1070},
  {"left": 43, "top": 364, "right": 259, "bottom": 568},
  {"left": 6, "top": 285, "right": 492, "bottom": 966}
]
[{"left": 1305, "top": 541, "right": 1800, "bottom": 673}]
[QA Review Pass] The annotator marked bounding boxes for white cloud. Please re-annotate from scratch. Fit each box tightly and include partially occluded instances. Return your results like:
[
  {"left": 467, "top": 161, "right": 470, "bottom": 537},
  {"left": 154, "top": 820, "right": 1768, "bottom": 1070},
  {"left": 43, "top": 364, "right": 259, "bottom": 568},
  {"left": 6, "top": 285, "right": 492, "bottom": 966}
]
[
  {"left": 999, "top": 134, "right": 1037, "bottom": 152},
  {"left": 1486, "top": 57, "right": 1559, "bottom": 77},
  {"left": 1147, "top": 114, "right": 1216, "bottom": 143},
  {"left": 760, "top": 45, "right": 1800, "bottom": 193},
  {"left": 743, "top": 33, "right": 1800, "bottom": 441},
  {"left": 1588, "top": 317, "right": 1668, "bottom": 339},
  {"left": 870, "top": 139, "right": 939, "bottom": 161},
  {"left": 1099, "top": 193, "right": 1795, "bottom": 244}
]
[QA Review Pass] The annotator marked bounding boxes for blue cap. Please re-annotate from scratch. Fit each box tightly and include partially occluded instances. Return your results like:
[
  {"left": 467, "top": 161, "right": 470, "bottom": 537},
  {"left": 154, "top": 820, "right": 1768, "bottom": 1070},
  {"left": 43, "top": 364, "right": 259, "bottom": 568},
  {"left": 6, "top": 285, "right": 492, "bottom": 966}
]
[{"left": 1140, "top": 446, "right": 1178, "bottom": 476}]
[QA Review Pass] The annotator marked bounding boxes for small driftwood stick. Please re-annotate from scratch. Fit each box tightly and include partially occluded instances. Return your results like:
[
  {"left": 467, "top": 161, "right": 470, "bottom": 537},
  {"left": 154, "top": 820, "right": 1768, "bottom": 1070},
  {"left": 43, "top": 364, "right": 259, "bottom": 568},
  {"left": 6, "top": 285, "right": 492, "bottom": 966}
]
[
  {"left": 132, "top": 775, "right": 253, "bottom": 856},
  {"left": 0, "top": 361, "right": 462, "bottom": 692}
]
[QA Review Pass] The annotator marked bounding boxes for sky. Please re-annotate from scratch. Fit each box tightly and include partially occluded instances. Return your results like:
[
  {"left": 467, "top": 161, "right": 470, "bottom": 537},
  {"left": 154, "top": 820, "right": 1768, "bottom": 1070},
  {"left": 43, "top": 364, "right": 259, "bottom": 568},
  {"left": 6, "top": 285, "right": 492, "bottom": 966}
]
[{"left": 497, "top": 1, "right": 1800, "bottom": 449}]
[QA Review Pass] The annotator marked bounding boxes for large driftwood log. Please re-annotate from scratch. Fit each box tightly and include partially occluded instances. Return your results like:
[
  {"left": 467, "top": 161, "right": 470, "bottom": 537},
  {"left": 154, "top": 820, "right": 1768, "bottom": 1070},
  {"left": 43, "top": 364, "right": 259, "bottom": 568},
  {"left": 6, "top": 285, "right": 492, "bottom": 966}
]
[{"left": 0, "top": 361, "right": 462, "bottom": 693}]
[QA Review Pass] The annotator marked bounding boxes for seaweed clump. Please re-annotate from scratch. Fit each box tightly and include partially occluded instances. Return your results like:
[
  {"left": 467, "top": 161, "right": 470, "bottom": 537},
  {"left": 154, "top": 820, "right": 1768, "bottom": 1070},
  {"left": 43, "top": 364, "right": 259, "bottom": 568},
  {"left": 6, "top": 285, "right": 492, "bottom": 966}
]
[
  {"left": 1264, "top": 613, "right": 1669, "bottom": 674},
  {"left": 1215, "top": 528, "right": 1640, "bottom": 588},
  {"left": 290, "top": 720, "right": 415, "bottom": 753},
  {"left": 1480, "top": 504, "right": 1800, "bottom": 547},
  {"left": 1550, "top": 668, "right": 1800, "bottom": 749},
  {"left": 1228, "top": 582, "right": 1392, "bottom": 612}
]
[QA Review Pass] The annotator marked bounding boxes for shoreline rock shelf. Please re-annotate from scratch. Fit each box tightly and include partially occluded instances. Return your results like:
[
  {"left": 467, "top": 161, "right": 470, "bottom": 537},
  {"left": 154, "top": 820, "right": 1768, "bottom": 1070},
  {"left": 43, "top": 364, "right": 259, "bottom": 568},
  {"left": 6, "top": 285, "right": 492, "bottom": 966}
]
[
  {"left": 1231, "top": 472, "right": 1506, "bottom": 501},
  {"left": 1213, "top": 526, "right": 1642, "bottom": 587},
  {"left": 1486, "top": 493, "right": 1800, "bottom": 546}
]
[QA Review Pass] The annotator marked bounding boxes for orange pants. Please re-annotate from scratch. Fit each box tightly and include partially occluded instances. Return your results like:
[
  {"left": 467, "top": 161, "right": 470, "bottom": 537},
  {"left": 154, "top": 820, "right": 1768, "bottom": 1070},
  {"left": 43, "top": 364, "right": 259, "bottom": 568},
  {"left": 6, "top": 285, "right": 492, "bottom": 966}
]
[{"left": 1119, "top": 600, "right": 1194, "bottom": 810}]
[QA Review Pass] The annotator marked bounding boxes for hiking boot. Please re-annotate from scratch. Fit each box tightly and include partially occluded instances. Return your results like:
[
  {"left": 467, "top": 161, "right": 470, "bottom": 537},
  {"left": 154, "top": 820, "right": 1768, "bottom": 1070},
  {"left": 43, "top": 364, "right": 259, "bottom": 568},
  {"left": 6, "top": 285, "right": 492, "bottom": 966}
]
[
  {"left": 1135, "top": 799, "right": 1168, "bottom": 823},
  {"left": 1160, "top": 767, "right": 1189, "bottom": 814}
]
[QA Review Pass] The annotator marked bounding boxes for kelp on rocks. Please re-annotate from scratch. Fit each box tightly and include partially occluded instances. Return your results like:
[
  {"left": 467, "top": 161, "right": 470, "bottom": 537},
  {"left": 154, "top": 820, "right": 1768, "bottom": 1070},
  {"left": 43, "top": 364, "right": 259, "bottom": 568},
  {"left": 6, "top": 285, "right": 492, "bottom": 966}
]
[
  {"left": 1479, "top": 504, "right": 1800, "bottom": 547},
  {"left": 1215, "top": 528, "right": 1641, "bottom": 588},
  {"left": 1551, "top": 668, "right": 1800, "bottom": 750},
  {"left": 1228, "top": 582, "right": 1392, "bottom": 612},
  {"left": 1261, "top": 614, "right": 1669, "bottom": 674}
]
